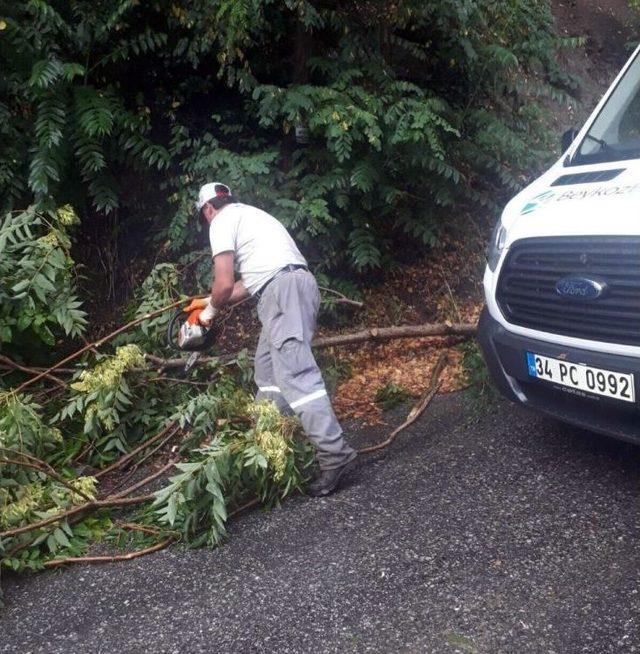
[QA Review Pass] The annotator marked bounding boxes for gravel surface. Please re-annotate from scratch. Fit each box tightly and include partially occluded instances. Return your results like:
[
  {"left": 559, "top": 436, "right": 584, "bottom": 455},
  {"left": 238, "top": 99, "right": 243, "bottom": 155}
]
[{"left": 2, "top": 392, "right": 639, "bottom": 654}]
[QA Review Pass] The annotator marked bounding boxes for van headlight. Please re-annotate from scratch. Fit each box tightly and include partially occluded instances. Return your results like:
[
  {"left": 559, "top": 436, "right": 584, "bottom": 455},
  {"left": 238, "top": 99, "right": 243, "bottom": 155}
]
[{"left": 487, "top": 221, "right": 507, "bottom": 272}]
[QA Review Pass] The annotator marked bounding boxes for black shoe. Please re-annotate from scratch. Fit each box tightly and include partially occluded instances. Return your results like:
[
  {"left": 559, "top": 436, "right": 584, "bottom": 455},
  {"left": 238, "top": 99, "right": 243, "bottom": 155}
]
[{"left": 307, "top": 452, "right": 357, "bottom": 497}]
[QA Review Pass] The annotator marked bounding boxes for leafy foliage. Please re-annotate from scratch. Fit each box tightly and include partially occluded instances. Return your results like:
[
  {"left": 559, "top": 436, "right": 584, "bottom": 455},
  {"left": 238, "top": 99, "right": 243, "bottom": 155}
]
[
  {"left": 154, "top": 399, "right": 314, "bottom": 546},
  {"left": 61, "top": 344, "right": 146, "bottom": 446},
  {"left": 129, "top": 264, "right": 182, "bottom": 348},
  {"left": 1, "top": 516, "right": 112, "bottom": 575},
  {"left": 0, "top": 391, "right": 63, "bottom": 459},
  {"left": 1, "top": 0, "right": 580, "bottom": 275},
  {"left": 0, "top": 206, "right": 87, "bottom": 351}
]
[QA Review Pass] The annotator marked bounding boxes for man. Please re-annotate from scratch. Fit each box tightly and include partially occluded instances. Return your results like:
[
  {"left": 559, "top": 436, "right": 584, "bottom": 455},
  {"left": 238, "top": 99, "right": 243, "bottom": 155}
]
[{"left": 189, "top": 182, "right": 356, "bottom": 497}]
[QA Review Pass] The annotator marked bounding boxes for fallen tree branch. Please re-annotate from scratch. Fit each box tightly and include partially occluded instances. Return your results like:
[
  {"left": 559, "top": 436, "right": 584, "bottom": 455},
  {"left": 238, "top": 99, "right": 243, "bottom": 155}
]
[
  {"left": 228, "top": 497, "right": 261, "bottom": 518},
  {"left": 102, "top": 451, "right": 171, "bottom": 496},
  {"left": 358, "top": 352, "right": 447, "bottom": 454},
  {"left": 1, "top": 453, "right": 179, "bottom": 541},
  {"left": 118, "top": 522, "right": 170, "bottom": 536},
  {"left": 143, "top": 351, "right": 240, "bottom": 372},
  {"left": 0, "top": 311, "right": 466, "bottom": 560},
  {"left": 127, "top": 435, "right": 176, "bottom": 475},
  {"left": 0, "top": 363, "right": 75, "bottom": 375},
  {"left": 0, "top": 494, "right": 154, "bottom": 539},
  {"left": 314, "top": 322, "right": 476, "bottom": 349},
  {"left": 0, "top": 354, "right": 67, "bottom": 388},
  {"left": 0, "top": 446, "right": 58, "bottom": 475},
  {"left": 43, "top": 536, "right": 176, "bottom": 568},
  {"left": 145, "top": 376, "right": 210, "bottom": 387},
  {"left": 93, "top": 422, "right": 178, "bottom": 479},
  {"left": 3, "top": 343, "right": 446, "bottom": 556},
  {"left": 143, "top": 322, "right": 477, "bottom": 371},
  {"left": 0, "top": 428, "right": 178, "bottom": 544}
]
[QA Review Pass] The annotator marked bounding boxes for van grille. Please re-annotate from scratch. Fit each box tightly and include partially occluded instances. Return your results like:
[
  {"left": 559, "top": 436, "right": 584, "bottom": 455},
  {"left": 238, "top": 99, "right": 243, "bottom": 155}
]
[{"left": 496, "top": 237, "right": 640, "bottom": 346}]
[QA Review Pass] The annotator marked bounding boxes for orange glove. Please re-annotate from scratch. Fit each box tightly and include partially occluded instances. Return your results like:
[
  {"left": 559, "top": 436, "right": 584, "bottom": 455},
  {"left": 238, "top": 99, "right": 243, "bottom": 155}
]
[
  {"left": 186, "top": 309, "right": 203, "bottom": 326},
  {"left": 183, "top": 298, "right": 210, "bottom": 313}
]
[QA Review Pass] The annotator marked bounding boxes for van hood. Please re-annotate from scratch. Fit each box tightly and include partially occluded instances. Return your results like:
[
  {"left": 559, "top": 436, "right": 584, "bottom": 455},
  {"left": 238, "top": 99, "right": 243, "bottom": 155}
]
[{"left": 502, "top": 162, "right": 640, "bottom": 245}]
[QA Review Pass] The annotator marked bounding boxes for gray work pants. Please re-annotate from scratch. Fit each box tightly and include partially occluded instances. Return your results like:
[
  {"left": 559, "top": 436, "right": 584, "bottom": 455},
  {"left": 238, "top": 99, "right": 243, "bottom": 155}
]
[{"left": 254, "top": 269, "right": 355, "bottom": 470}]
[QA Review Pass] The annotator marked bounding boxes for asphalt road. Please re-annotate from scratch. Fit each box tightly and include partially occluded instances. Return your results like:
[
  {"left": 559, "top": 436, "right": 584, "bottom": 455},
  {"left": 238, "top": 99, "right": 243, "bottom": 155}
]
[{"left": 2, "top": 392, "right": 639, "bottom": 654}]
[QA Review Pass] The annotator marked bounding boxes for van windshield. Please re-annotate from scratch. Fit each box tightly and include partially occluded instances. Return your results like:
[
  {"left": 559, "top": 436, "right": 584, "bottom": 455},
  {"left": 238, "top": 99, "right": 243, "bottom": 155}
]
[{"left": 571, "top": 53, "right": 640, "bottom": 165}]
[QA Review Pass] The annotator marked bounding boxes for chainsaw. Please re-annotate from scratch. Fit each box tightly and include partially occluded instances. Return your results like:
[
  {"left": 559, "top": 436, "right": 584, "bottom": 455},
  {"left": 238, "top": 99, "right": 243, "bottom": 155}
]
[{"left": 166, "top": 305, "right": 220, "bottom": 371}]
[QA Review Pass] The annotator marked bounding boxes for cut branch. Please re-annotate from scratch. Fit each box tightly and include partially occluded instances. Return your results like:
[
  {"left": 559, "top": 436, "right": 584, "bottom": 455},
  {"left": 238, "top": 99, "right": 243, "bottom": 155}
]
[
  {"left": 143, "top": 352, "right": 239, "bottom": 372},
  {"left": 0, "top": 446, "right": 58, "bottom": 475},
  {"left": 228, "top": 497, "right": 260, "bottom": 518},
  {"left": 144, "top": 376, "right": 210, "bottom": 387},
  {"left": 10, "top": 296, "right": 203, "bottom": 395},
  {"left": 0, "top": 363, "right": 75, "bottom": 375},
  {"left": 43, "top": 536, "right": 176, "bottom": 568},
  {"left": 314, "top": 322, "right": 476, "bottom": 349},
  {"left": 0, "top": 453, "right": 94, "bottom": 502},
  {"left": 118, "top": 522, "right": 171, "bottom": 536},
  {"left": 4, "top": 292, "right": 254, "bottom": 393},
  {"left": 108, "top": 460, "right": 177, "bottom": 499},
  {"left": 358, "top": 352, "right": 447, "bottom": 455}
]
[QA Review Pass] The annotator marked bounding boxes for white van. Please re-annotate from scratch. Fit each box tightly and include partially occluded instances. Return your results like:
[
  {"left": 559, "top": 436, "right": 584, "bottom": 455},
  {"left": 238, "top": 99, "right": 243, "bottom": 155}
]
[{"left": 478, "top": 45, "right": 640, "bottom": 444}]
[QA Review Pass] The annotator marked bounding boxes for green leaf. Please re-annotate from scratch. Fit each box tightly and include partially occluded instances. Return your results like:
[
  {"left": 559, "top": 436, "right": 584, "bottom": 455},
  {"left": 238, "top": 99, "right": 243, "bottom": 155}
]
[
  {"left": 62, "top": 62, "right": 86, "bottom": 81},
  {"left": 53, "top": 527, "right": 71, "bottom": 548},
  {"left": 46, "top": 534, "right": 58, "bottom": 553},
  {"left": 11, "top": 279, "right": 30, "bottom": 294},
  {"left": 212, "top": 500, "right": 227, "bottom": 522},
  {"left": 29, "top": 59, "right": 63, "bottom": 88}
]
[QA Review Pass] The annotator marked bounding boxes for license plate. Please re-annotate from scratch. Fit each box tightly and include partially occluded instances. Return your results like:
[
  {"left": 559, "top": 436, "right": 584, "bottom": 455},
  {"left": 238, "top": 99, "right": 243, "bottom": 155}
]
[{"left": 526, "top": 352, "right": 635, "bottom": 403}]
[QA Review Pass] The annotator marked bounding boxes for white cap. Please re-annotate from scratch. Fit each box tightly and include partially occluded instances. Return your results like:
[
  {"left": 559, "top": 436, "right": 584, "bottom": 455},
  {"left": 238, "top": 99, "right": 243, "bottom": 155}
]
[{"left": 196, "top": 182, "right": 232, "bottom": 212}]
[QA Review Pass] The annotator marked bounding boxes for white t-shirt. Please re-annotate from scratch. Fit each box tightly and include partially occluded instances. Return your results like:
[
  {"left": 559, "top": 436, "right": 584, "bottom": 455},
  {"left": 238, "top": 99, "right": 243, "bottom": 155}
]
[{"left": 209, "top": 203, "right": 307, "bottom": 296}]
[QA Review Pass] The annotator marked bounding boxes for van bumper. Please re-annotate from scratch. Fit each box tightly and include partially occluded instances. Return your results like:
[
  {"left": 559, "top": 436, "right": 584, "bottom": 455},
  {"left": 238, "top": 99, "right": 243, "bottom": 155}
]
[{"left": 477, "top": 307, "right": 640, "bottom": 446}]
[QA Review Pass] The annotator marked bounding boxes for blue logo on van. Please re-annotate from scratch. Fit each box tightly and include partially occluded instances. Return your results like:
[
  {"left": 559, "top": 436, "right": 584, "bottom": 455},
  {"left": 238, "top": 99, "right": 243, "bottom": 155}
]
[
  {"left": 555, "top": 277, "right": 606, "bottom": 300},
  {"left": 521, "top": 190, "right": 555, "bottom": 215}
]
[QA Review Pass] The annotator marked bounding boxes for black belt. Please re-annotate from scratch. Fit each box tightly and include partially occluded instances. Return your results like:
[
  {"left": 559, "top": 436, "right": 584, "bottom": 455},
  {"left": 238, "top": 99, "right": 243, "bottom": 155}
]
[{"left": 255, "top": 264, "right": 308, "bottom": 299}]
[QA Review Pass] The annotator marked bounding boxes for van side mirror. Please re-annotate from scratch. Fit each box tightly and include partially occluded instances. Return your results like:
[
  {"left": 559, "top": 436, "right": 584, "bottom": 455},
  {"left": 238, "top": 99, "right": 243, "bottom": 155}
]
[{"left": 561, "top": 128, "right": 579, "bottom": 152}]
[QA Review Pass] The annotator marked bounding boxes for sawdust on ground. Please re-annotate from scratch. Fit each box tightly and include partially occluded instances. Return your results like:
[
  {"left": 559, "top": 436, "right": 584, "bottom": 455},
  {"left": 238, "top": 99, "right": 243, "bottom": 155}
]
[
  {"left": 329, "top": 236, "right": 485, "bottom": 425},
  {"left": 331, "top": 304, "right": 482, "bottom": 426}
]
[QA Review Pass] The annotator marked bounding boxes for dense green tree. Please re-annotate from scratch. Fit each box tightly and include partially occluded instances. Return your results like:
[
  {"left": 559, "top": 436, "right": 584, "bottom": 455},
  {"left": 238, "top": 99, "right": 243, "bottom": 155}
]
[{"left": 1, "top": 0, "right": 579, "bottom": 273}]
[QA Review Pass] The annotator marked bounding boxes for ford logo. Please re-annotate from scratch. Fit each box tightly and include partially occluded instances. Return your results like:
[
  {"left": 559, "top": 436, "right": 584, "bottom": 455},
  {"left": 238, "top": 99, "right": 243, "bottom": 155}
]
[{"left": 555, "top": 277, "right": 607, "bottom": 300}]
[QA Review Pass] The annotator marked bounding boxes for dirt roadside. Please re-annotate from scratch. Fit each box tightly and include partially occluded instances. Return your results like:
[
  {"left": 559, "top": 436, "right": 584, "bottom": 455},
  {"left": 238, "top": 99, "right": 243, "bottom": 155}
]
[
  {"left": 551, "top": 0, "right": 636, "bottom": 131},
  {"left": 554, "top": 0, "right": 633, "bottom": 67}
]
